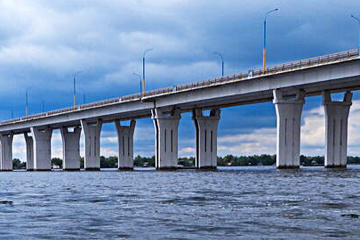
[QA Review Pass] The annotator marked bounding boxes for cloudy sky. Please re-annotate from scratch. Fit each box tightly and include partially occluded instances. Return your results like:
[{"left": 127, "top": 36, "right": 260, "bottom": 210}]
[{"left": 2, "top": 0, "right": 360, "bottom": 160}]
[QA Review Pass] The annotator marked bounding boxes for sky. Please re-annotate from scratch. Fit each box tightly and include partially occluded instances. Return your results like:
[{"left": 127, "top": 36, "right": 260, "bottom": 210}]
[{"left": 1, "top": 0, "right": 360, "bottom": 161}]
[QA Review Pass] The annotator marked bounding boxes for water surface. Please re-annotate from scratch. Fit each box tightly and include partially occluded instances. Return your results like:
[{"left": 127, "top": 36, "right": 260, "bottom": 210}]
[{"left": 0, "top": 166, "right": 360, "bottom": 239}]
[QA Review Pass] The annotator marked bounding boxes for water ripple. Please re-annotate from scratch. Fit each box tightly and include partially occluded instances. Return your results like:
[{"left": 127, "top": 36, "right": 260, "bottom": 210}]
[{"left": 0, "top": 166, "right": 359, "bottom": 239}]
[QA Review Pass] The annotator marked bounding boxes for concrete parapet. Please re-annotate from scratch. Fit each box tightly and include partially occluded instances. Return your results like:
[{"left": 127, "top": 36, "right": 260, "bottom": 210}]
[
  {"left": 115, "top": 120, "right": 136, "bottom": 170},
  {"left": 323, "top": 91, "right": 352, "bottom": 168},
  {"left": 273, "top": 89, "right": 305, "bottom": 169},
  {"left": 0, "top": 133, "right": 13, "bottom": 171},
  {"left": 31, "top": 127, "right": 52, "bottom": 171},
  {"left": 192, "top": 109, "right": 220, "bottom": 169},
  {"left": 61, "top": 127, "right": 81, "bottom": 171},
  {"left": 152, "top": 108, "right": 181, "bottom": 170},
  {"left": 81, "top": 120, "right": 102, "bottom": 171}
]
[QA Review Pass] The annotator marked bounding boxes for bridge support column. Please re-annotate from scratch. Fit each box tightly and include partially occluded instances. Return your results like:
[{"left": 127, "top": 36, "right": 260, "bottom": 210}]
[
  {"left": 81, "top": 120, "right": 102, "bottom": 170},
  {"left": 192, "top": 109, "right": 220, "bottom": 170},
  {"left": 24, "top": 133, "right": 34, "bottom": 171},
  {"left": 152, "top": 109, "right": 181, "bottom": 170},
  {"left": 273, "top": 90, "right": 305, "bottom": 169},
  {"left": 61, "top": 127, "right": 81, "bottom": 171},
  {"left": 115, "top": 120, "right": 136, "bottom": 171},
  {"left": 31, "top": 127, "right": 52, "bottom": 171},
  {"left": 0, "top": 134, "right": 13, "bottom": 171},
  {"left": 323, "top": 91, "right": 352, "bottom": 168}
]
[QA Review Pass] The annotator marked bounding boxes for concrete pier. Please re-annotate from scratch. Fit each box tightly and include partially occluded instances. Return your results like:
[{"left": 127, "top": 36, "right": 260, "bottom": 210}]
[
  {"left": 152, "top": 108, "right": 181, "bottom": 170},
  {"left": 81, "top": 120, "right": 102, "bottom": 170},
  {"left": 323, "top": 91, "right": 352, "bottom": 168},
  {"left": 24, "top": 133, "right": 34, "bottom": 171},
  {"left": 115, "top": 120, "right": 136, "bottom": 171},
  {"left": 61, "top": 127, "right": 82, "bottom": 171},
  {"left": 0, "top": 134, "right": 13, "bottom": 171},
  {"left": 273, "top": 90, "right": 305, "bottom": 169},
  {"left": 31, "top": 127, "right": 52, "bottom": 171},
  {"left": 192, "top": 109, "right": 220, "bottom": 170}
]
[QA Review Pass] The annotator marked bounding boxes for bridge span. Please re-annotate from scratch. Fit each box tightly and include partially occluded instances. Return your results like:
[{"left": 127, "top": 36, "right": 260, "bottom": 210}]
[{"left": 0, "top": 49, "right": 360, "bottom": 170}]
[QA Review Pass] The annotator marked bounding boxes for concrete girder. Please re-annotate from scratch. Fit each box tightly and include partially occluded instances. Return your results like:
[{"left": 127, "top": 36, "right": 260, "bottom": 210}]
[
  {"left": 24, "top": 133, "right": 34, "bottom": 171},
  {"left": 0, "top": 133, "right": 13, "bottom": 171},
  {"left": 31, "top": 127, "right": 52, "bottom": 171},
  {"left": 115, "top": 120, "right": 136, "bottom": 170},
  {"left": 152, "top": 108, "right": 181, "bottom": 170},
  {"left": 81, "top": 120, "right": 102, "bottom": 170},
  {"left": 61, "top": 127, "right": 82, "bottom": 171},
  {"left": 192, "top": 109, "right": 220, "bottom": 170},
  {"left": 323, "top": 91, "right": 352, "bottom": 168},
  {"left": 273, "top": 89, "right": 305, "bottom": 169}
]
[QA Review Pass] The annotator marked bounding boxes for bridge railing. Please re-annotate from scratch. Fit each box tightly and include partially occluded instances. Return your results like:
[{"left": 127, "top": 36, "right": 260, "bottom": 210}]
[
  {"left": 0, "top": 49, "right": 358, "bottom": 126},
  {"left": 143, "top": 49, "right": 360, "bottom": 97}
]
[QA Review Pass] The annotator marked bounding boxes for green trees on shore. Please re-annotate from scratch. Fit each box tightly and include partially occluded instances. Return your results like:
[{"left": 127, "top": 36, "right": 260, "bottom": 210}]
[
  {"left": 11, "top": 155, "right": 360, "bottom": 169},
  {"left": 12, "top": 158, "right": 25, "bottom": 169}
]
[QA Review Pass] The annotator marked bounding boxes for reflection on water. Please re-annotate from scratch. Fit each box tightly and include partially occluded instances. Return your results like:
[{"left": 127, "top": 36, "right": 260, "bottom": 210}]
[{"left": 0, "top": 166, "right": 360, "bottom": 239}]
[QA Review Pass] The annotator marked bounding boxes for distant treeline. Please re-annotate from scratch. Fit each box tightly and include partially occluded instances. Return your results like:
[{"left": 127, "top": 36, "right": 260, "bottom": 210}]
[{"left": 11, "top": 155, "right": 360, "bottom": 169}]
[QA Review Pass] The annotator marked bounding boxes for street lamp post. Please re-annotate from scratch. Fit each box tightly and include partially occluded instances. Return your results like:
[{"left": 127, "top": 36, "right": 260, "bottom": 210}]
[
  {"left": 263, "top": 8, "right": 279, "bottom": 73},
  {"left": 79, "top": 88, "right": 86, "bottom": 104},
  {"left": 351, "top": 15, "right": 360, "bottom": 55},
  {"left": 142, "top": 48, "right": 153, "bottom": 96},
  {"left": 73, "top": 71, "right": 82, "bottom": 107},
  {"left": 133, "top": 73, "right": 142, "bottom": 95},
  {"left": 213, "top": 52, "right": 224, "bottom": 76},
  {"left": 25, "top": 89, "right": 30, "bottom": 117}
]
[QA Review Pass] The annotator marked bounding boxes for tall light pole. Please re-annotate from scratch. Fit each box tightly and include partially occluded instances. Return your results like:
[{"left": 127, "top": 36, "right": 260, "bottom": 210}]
[
  {"left": 25, "top": 91, "right": 29, "bottom": 117},
  {"left": 25, "top": 88, "right": 32, "bottom": 117},
  {"left": 263, "top": 8, "right": 279, "bottom": 72},
  {"left": 213, "top": 52, "right": 224, "bottom": 76},
  {"left": 41, "top": 100, "right": 45, "bottom": 112},
  {"left": 73, "top": 71, "right": 82, "bottom": 107},
  {"left": 351, "top": 15, "right": 360, "bottom": 55},
  {"left": 133, "top": 73, "right": 142, "bottom": 95},
  {"left": 79, "top": 88, "right": 86, "bottom": 104},
  {"left": 142, "top": 48, "right": 153, "bottom": 96}
]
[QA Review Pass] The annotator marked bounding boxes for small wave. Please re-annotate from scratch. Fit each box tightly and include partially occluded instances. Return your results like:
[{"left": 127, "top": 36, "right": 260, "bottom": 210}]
[
  {"left": 0, "top": 200, "right": 13, "bottom": 205},
  {"left": 341, "top": 213, "right": 359, "bottom": 218},
  {"left": 321, "top": 202, "right": 349, "bottom": 209}
]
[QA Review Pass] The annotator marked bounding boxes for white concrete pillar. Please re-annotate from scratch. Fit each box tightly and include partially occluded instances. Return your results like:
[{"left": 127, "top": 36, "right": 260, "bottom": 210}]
[
  {"left": 24, "top": 133, "right": 34, "bottom": 171},
  {"left": 115, "top": 120, "right": 136, "bottom": 170},
  {"left": 323, "top": 91, "right": 352, "bottom": 168},
  {"left": 152, "top": 108, "right": 181, "bottom": 170},
  {"left": 61, "top": 127, "right": 82, "bottom": 171},
  {"left": 0, "top": 134, "right": 13, "bottom": 171},
  {"left": 31, "top": 127, "right": 52, "bottom": 171},
  {"left": 273, "top": 90, "right": 305, "bottom": 169},
  {"left": 192, "top": 109, "right": 220, "bottom": 170},
  {"left": 81, "top": 120, "right": 102, "bottom": 170}
]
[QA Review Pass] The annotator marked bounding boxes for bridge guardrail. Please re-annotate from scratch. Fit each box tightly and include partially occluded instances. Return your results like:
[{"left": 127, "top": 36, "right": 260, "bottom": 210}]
[{"left": 0, "top": 49, "right": 359, "bottom": 126}]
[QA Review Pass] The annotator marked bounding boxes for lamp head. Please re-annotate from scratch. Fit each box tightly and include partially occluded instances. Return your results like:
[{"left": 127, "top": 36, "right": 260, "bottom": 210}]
[{"left": 143, "top": 48, "right": 154, "bottom": 58}]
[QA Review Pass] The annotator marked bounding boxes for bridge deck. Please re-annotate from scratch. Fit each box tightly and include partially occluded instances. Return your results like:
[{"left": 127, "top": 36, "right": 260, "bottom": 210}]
[{"left": 0, "top": 49, "right": 359, "bottom": 129}]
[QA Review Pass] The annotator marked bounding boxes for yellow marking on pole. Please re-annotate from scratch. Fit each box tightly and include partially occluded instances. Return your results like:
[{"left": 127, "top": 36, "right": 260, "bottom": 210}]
[
  {"left": 142, "top": 79, "right": 146, "bottom": 96},
  {"left": 263, "top": 49, "right": 267, "bottom": 73},
  {"left": 73, "top": 95, "right": 77, "bottom": 107}
]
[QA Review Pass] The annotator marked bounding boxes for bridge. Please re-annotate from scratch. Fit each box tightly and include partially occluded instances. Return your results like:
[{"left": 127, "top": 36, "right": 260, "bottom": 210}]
[{"left": 0, "top": 49, "right": 359, "bottom": 171}]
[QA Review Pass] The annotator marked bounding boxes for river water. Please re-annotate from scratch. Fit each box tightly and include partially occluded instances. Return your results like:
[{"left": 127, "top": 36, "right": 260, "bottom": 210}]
[{"left": 0, "top": 166, "right": 360, "bottom": 240}]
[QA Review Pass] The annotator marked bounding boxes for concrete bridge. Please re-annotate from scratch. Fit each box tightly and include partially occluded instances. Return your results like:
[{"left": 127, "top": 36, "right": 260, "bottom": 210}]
[{"left": 0, "top": 49, "right": 359, "bottom": 171}]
